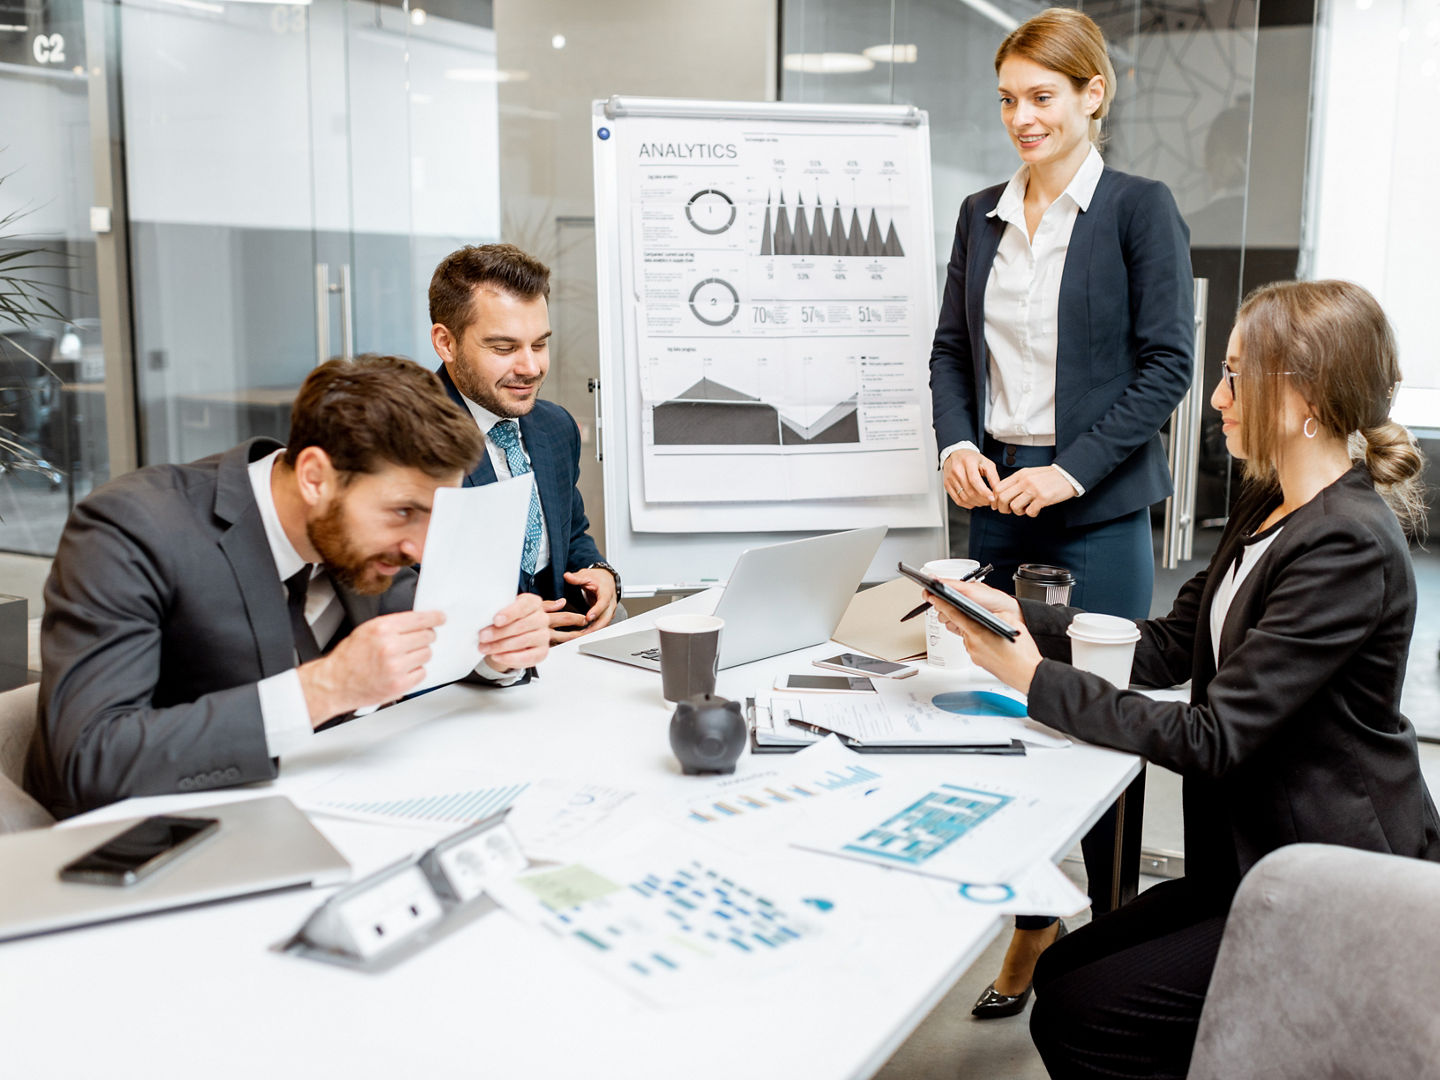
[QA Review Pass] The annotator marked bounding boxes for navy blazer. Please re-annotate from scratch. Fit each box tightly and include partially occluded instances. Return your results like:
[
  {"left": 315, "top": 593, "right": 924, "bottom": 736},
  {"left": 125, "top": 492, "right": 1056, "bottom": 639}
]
[
  {"left": 929, "top": 167, "right": 1195, "bottom": 528},
  {"left": 1023, "top": 467, "right": 1440, "bottom": 893},
  {"left": 438, "top": 365, "right": 603, "bottom": 601}
]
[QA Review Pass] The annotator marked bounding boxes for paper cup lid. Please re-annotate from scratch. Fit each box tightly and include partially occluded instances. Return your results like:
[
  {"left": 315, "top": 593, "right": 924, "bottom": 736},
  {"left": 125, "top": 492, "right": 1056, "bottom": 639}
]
[
  {"left": 1066, "top": 612, "right": 1141, "bottom": 644},
  {"left": 1015, "top": 563, "right": 1075, "bottom": 586}
]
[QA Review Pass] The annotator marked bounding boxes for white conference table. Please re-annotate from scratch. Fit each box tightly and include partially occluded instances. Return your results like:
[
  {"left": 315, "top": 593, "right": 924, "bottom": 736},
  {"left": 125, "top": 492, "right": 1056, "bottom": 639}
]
[{"left": 0, "top": 592, "right": 1142, "bottom": 1080}]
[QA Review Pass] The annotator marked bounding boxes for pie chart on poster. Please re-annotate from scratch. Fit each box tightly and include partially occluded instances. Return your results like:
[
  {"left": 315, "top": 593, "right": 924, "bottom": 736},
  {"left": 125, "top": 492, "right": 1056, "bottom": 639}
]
[{"left": 931, "top": 691, "right": 1028, "bottom": 717}]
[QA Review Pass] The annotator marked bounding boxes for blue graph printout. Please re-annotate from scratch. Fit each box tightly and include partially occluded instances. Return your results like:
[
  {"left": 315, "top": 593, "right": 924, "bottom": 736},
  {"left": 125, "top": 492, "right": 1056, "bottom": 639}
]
[
  {"left": 314, "top": 783, "right": 529, "bottom": 826},
  {"left": 494, "top": 853, "right": 822, "bottom": 1003},
  {"left": 842, "top": 784, "right": 1012, "bottom": 867}
]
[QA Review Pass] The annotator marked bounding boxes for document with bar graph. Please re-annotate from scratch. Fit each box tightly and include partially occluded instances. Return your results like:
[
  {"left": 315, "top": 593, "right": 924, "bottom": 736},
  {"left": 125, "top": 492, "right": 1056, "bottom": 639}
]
[
  {"left": 485, "top": 825, "right": 830, "bottom": 1007},
  {"left": 791, "top": 772, "right": 1082, "bottom": 886},
  {"left": 677, "top": 736, "right": 886, "bottom": 832},
  {"left": 299, "top": 768, "right": 531, "bottom": 832}
]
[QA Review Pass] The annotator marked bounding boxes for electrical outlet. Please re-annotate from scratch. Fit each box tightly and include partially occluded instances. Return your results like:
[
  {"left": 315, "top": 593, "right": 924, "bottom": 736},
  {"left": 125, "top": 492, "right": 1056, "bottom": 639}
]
[
  {"left": 332, "top": 865, "right": 444, "bottom": 960},
  {"left": 431, "top": 822, "right": 527, "bottom": 903}
]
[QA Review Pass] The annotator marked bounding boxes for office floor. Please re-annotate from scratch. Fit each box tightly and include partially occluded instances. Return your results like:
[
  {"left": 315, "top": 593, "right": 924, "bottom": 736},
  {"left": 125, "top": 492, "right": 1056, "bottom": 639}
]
[{"left": 4, "top": 528, "right": 1439, "bottom": 1080}]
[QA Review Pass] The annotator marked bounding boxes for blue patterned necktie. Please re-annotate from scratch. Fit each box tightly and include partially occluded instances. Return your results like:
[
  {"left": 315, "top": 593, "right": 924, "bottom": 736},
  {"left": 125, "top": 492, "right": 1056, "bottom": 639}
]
[{"left": 489, "top": 419, "right": 542, "bottom": 577}]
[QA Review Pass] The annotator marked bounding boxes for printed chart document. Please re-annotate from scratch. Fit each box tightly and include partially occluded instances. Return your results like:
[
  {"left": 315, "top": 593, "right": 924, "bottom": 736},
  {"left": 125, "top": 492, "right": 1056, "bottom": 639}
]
[
  {"left": 752, "top": 684, "right": 1068, "bottom": 749},
  {"left": 791, "top": 771, "right": 1083, "bottom": 885},
  {"left": 485, "top": 823, "right": 832, "bottom": 1007},
  {"left": 412, "top": 475, "right": 531, "bottom": 691}
]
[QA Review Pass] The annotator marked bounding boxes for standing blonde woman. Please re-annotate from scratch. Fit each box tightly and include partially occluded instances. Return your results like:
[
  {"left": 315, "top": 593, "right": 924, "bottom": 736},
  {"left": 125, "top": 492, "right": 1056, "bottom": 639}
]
[
  {"left": 929, "top": 7, "right": 1194, "bottom": 1014},
  {"left": 930, "top": 279, "right": 1438, "bottom": 1078}
]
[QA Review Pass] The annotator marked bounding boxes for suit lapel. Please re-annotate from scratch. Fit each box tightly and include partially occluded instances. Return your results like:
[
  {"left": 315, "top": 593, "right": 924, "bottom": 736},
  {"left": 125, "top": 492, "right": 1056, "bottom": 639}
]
[
  {"left": 435, "top": 364, "right": 498, "bottom": 489},
  {"left": 968, "top": 204, "right": 1005, "bottom": 410},
  {"left": 213, "top": 440, "right": 295, "bottom": 679},
  {"left": 1055, "top": 177, "right": 1102, "bottom": 441}
]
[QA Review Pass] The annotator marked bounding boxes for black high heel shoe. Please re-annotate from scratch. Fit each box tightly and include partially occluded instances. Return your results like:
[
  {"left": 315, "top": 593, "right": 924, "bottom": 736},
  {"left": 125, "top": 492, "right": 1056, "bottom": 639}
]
[{"left": 970, "top": 920, "right": 1068, "bottom": 1019}]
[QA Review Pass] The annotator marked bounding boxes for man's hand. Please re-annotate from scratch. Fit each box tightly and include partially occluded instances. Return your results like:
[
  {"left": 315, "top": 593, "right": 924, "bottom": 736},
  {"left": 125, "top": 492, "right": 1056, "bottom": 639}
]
[
  {"left": 943, "top": 449, "right": 1001, "bottom": 509},
  {"left": 925, "top": 579, "right": 1042, "bottom": 693},
  {"left": 553, "top": 568, "right": 619, "bottom": 642},
  {"left": 992, "top": 465, "right": 1076, "bottom": 517},
  {"left": 298, "top": 610, "right": 444, "bottom": 726},
  {"left": 479, "top": 593, "right": 550, "bottom": 673}
]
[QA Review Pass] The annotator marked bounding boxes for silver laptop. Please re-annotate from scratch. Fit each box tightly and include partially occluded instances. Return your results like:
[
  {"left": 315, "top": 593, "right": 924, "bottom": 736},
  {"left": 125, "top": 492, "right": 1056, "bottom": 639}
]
[
  {"left": 0, "top": 795, "right": 350, "bottom": 942},
  {"left": 579, "top": 526, "right": 887, "bottom": 671}
]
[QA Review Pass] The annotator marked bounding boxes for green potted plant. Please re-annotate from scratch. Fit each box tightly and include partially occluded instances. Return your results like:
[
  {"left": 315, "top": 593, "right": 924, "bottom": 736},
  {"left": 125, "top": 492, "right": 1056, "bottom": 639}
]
[{"left": 1, "top": 160, "right": 70, "bottom": 688}]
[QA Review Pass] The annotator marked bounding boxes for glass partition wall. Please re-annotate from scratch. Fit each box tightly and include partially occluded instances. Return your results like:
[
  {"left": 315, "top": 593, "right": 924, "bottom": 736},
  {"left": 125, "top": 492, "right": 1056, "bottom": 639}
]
[
  {"left": 119, "top": 0, "right": 500, "bottom": 466},
  {"left": 0, "top": 0, "right": 110, "bottom": 555}
]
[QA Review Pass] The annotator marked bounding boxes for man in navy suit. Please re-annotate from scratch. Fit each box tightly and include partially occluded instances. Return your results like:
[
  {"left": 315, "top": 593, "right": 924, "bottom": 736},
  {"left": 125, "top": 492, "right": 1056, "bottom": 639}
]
[{"left": 429, "top": 244, "right": 620, "bottom": 644}]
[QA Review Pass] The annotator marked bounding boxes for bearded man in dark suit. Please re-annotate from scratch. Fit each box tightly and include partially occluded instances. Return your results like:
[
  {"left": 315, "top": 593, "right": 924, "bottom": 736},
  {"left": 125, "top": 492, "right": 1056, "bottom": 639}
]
[{"left": 28, "top": 355, "right": 550, "bottom": 817}]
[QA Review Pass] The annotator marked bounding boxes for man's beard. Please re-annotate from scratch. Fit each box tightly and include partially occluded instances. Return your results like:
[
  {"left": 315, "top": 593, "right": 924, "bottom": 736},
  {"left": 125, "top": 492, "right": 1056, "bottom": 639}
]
[
  {"left": 307, "top": 496, "right": 415, "bottom": 596},
  {"left": 450, "top": 355, "right": 542, "bottom": 419}
]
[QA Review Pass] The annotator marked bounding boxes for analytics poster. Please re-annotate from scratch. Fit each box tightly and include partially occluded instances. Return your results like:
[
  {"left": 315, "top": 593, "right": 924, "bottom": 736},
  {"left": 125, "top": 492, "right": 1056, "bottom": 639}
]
[{"left": 612, "top": 115, "right": 936, "bottom": 510}]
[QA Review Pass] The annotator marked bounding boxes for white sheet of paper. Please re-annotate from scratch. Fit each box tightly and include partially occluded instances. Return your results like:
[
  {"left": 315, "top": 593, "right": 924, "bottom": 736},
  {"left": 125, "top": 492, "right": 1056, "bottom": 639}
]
[
  {"left": 927, "top": 857, "right": 1091, "bottom": 917},
  {"left": 412, "top": 475, "right": 532, "bottom": 691}
]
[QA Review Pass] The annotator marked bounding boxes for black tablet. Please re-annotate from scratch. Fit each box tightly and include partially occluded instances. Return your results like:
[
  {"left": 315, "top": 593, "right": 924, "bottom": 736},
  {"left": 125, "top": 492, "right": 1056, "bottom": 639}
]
[{"left": 896, "top": 562, "right": 1021, "bottom": 642}]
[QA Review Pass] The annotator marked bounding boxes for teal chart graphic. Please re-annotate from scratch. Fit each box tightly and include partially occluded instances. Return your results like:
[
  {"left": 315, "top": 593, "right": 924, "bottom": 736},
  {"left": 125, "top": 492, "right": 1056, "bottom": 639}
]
[
  {"left": 313, "top": 782, "right": 529, "bottom": 826},
  {"left": 489, "top": 846, "right": 826, "bottom": 1003},
  {"left": 843, "top": 784, "right": 1011, "bottom": 867}
]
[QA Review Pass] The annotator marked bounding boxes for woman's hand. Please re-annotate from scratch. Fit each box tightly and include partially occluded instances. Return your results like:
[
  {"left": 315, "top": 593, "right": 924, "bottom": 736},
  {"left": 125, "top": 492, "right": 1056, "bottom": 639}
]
[
  {"left": 993, "top": 465, "right": 1076, "bottom": 517},
  {"left": 943, "top": 449, "right": 1001, "bottom": 509},
  {"left": 925, "top": 580, "right": 1043, "bottom": 694}
]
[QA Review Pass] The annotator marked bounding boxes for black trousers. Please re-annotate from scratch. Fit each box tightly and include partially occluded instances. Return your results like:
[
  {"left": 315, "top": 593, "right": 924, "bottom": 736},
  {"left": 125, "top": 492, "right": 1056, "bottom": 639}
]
[{"left": 1029, "top": 877, "right": 1232, "bottom": 1080}]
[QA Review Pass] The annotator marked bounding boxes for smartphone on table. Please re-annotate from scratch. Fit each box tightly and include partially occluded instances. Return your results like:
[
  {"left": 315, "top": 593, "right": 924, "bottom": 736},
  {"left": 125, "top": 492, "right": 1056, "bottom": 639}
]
[
  {"left": 813, "top": 652, "right": 917, "bottom": 679},
  {"left": 774, "top": 673, "right": 877, "bottom": 693},
  {"left": 59, "top": 815, "right": 220, "bottom": 886}
]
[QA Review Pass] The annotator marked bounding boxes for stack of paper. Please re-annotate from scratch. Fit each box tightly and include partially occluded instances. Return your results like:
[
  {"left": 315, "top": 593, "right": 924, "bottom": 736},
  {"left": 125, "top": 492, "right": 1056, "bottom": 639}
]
[{"left": 750, "top": 684, "right": 1068, "bottom": 751}]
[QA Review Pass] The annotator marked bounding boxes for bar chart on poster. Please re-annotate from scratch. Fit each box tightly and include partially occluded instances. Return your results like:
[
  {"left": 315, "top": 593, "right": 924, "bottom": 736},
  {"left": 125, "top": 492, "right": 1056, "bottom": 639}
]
[{"left": 593, "top": 98, "right": 946, "bottom": 591}]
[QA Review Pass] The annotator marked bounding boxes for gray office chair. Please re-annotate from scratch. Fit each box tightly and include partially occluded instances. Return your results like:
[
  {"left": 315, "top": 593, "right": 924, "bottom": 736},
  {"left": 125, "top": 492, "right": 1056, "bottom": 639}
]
[
  {"left": 0, "top": 683, "right": 54, "bottom": 832},
  {"left": 1188, "top": 843, "right": 1440, "bottom": 1080}
]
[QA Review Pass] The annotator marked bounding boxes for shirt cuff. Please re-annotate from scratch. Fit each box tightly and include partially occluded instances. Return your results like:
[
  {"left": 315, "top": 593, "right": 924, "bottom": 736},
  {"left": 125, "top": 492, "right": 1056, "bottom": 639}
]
[
  {"left": 474, "top": 656, "right": 524, "bottom": 686},
  {"left": 258, "top": 670, "right": 313, "bottom": 758},
  {"left": 940, "top": 440, "right": 982, "bottom": 464},
  {"left": 1051, "top": 463, "right": 1086, "bottom": 496}
]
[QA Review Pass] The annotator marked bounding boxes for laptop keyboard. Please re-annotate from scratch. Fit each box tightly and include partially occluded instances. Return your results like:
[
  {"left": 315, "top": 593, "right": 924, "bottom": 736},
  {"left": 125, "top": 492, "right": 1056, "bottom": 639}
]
[{"left": 633, "top": 647, "right": 662, "bottom": 661}]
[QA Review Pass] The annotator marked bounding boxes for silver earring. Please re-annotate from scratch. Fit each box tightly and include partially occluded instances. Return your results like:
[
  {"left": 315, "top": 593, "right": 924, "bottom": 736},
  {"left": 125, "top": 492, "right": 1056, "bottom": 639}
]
[{"left": 1303, "top": 417, "right": 1318, "bottom": 439}]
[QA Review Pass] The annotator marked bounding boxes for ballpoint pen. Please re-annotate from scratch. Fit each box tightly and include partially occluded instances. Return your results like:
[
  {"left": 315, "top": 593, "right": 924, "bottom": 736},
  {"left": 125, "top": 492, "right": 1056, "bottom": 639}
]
[{"left": 899, "top": 563, "right": 993, "bottom": 621}]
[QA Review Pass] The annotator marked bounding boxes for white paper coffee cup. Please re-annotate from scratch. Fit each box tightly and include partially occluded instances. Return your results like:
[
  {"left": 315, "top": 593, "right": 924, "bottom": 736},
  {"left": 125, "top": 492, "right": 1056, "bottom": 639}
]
[
  {"left": 923, "top": 558, "right": 980, "bottom": 671},
  {"left": 1066, "top": 613, "right": 1142, "bottom": 688}
]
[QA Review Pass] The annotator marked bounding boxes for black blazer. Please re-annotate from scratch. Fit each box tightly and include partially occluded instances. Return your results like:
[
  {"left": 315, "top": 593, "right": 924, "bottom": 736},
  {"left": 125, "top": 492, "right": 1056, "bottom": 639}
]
[
  {"left": 26, "top": 439, "right": 417, "bottom": 818},
  {"left": 1023, "top": 466, "right": 1440, "bottom": 892},
  {"left": 438, "top": 365, "right": 603, "bottom": 602},
  {"left": 929, "top": 167, "right": 1194, "bottom": 528}
]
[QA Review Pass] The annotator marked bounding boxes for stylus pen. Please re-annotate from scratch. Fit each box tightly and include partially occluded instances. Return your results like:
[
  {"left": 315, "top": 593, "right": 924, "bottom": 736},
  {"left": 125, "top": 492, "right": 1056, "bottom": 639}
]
[{"left": 899, "top": 563, "right": 993, "bottom": 622}]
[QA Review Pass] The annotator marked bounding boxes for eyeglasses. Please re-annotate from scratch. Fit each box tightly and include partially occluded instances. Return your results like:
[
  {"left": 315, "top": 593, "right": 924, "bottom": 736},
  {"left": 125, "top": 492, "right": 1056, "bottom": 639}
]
[{"left": 1221, "top": 360, "right": 1299, "bottom": 396}]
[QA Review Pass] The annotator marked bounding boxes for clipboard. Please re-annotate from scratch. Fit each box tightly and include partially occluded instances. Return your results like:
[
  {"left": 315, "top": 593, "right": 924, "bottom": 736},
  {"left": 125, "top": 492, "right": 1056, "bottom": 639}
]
[{"left": 745, "top": 700, "right": 1026, "bottom": 756}]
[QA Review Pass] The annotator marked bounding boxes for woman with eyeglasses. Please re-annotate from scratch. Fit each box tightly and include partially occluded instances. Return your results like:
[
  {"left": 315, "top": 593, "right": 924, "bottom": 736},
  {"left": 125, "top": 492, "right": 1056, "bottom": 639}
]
[
  {"left": 928, "top": 279, "right": 1438, "bottom": 1079},
  {"left": 929, "top": 7, "right": 1194, "bottom": 1015}
]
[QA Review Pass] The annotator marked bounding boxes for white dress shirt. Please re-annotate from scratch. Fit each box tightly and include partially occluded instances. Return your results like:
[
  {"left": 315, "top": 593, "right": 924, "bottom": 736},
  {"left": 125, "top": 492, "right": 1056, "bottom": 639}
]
[
  {"left": 248, "top": 449, "right": 333, "bottom": 758},
  {"left": 455, "top": 394, "right": 552, "bottom": 576},
  {"left": 1209, "top": 526, "right": 1283, "bottom": 667},
  {"left": 940, "top": 145, "right": 1105, "bottom": 496},
  {"left": 247, "top": 450, "right": 518, "bottom": 758}
]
